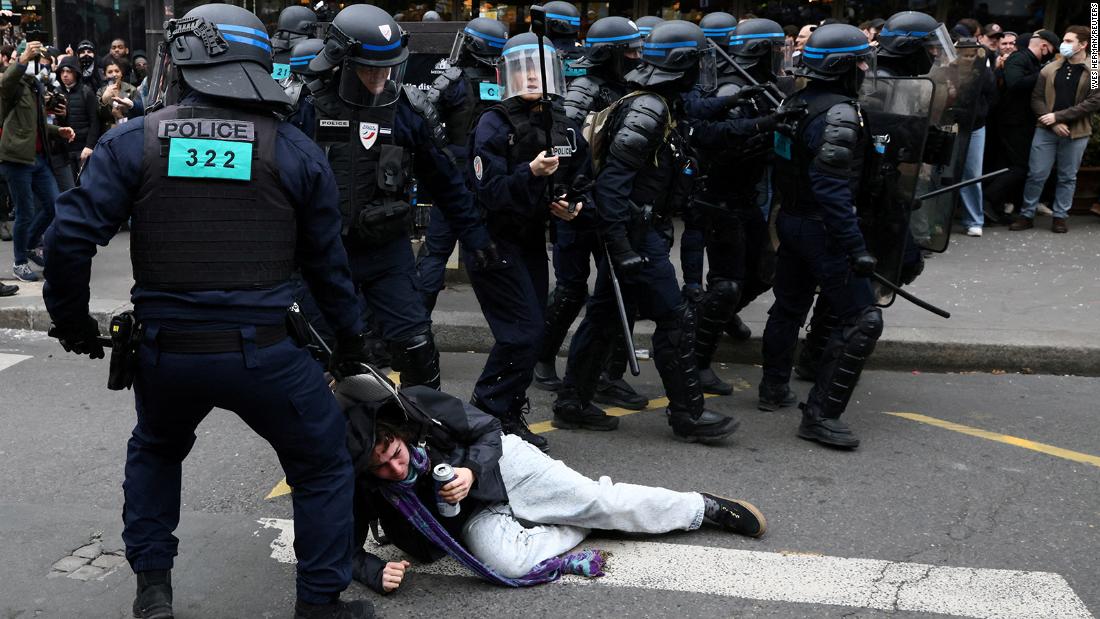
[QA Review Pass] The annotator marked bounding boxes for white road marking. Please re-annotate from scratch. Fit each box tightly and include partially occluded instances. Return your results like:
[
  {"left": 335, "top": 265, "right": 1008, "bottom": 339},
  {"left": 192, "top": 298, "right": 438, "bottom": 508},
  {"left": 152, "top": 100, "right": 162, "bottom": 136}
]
[
  {"left": 255, "top": 518, "right": 1093, "bottom": 619},
  {"left": 0, "top": 353, "right": 31, "bottom": 372}
]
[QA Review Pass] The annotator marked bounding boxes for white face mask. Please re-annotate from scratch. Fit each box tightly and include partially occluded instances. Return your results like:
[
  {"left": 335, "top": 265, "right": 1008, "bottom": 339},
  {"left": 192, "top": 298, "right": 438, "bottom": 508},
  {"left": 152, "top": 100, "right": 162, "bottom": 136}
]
[
  {"left": 1059, "top": 42, "right": 1078, "bottom": 58},
  {"left": 23, "top": 62, "right": 35, "bottom": 77}
]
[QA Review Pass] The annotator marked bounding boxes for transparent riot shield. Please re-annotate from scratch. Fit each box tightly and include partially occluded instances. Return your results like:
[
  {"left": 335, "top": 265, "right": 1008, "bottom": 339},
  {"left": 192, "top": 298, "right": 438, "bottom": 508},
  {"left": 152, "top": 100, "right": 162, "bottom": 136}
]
[
  {"left": 858, "top": 76, "right": 935, "bottom": 305},
  {"left": 909, "top": 43, "right": 985, "bottom": 253}
]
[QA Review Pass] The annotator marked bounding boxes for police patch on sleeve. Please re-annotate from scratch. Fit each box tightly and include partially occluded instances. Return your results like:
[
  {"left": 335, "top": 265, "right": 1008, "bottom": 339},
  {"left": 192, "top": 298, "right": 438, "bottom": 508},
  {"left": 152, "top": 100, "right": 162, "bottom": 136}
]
[{"left": 473, "top": 155, "right": 484, "bottom": 180}]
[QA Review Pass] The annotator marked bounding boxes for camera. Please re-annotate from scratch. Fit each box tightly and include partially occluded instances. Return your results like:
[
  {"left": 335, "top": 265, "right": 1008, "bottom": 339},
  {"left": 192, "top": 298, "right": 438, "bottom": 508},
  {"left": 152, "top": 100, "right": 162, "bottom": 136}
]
[{"left": 25, "top": 27, "right": 50, "bottom": 44}]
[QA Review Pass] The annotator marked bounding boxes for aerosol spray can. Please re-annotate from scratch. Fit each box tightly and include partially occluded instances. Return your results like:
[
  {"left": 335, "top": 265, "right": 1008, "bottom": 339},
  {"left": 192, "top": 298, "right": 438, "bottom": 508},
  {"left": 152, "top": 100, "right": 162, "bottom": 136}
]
[{"left": 432, "top": 463, "right": 461, "bottom": 518}]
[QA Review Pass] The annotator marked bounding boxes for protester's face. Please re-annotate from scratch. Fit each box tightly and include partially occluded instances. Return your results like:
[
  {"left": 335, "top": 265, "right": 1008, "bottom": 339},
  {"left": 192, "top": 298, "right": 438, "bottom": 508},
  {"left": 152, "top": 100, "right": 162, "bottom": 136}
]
[
  {"left": 796, "top": 25, "right": 814, "bottom": 50},
  {"left": 111, "top": 40, "right": 127, "bottom": 58},
  {"left": 369, "top": 438, "right": 410, "bottom": 481},
  {"left": 1063, "top": 32, "right": 1084, "bottom": 56},
  {"left": 78, "top": 49, "right": 95, "bottom": 62},
  {"left": 134, "top": 57, "right": 147, "bottom": 73},
  {"left": 105, "top": 64, "right": 121, "bottom": 82},
  {"left": 355, "top": 65, "right": 390, "bottom": 95},
  {"left": 1000, "top": 34, "right": 1016, "bottom": 55},
  {"left": 59, "top": 67, "right": 76, "bottom": 86}
]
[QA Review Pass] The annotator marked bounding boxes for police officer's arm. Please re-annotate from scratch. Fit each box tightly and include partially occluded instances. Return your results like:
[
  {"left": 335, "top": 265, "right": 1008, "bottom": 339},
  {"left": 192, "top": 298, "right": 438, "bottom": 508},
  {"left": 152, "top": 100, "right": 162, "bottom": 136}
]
[
  {"left": 684, "top": 89, "right": 773, "bottom": 148},
  {"left": 562, "top": 77, "right": 600, "bottom": 124},
  {"left": 468, "top": 110, "right": 549, "bottom": 216},
  {"left": 804, "top": 106, "right": 867, "bottom": 256},
  {"left": 277, "top": 126, "right": 363, "bottom": 338},
  {"left": 681, "top": 85, "right": 733, "bottom": 119},
  {"left": 43, "top": 123, "right": 141, "bottom": 327},
  {"left": 595, "top": 95, "right": 668, "bottom": 240}
]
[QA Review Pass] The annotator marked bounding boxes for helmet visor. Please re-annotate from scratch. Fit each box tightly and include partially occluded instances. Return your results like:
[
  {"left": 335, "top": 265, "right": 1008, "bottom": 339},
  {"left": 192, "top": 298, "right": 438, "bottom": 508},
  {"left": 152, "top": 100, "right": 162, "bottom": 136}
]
[
  {"left": 498, "top": 42, "right": 566, "bottom": 100},
  {"left": 696, "top": 46, "right": 718, "bottom": 92},
  {"left": 145, "top": 42, "right": 173, "bottom": 111},
  {"left": 448, "top": 28, "right": 506, "bottom": 66},
  {"left": 337, "top": 59, "right": 407, "bottom": 107},
  {"left": 927, "top": 23, "right": 958, "bottom": 66}
]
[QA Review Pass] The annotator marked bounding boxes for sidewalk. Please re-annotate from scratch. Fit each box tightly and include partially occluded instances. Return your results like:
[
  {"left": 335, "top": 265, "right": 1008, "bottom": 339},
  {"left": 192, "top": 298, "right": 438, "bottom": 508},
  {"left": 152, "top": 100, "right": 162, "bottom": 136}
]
[{"left": 3, "top": 214, "right": 1099, "bottom": 375}]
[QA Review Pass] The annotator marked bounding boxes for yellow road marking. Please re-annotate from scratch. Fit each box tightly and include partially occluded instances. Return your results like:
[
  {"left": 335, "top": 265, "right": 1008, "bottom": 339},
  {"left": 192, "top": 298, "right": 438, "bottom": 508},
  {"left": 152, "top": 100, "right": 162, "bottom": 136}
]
[
  {"left": 265, "top": 478, "right": 293, "bottom": 500},
  {"left": 886, "top": 412, "right": 1100, "bottom": 469}
]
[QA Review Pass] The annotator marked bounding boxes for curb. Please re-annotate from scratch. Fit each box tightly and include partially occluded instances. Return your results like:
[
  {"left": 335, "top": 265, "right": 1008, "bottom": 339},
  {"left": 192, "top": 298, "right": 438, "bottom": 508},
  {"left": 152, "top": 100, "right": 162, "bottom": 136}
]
[{"left": 5, "top": 305, "right": 1097, "bottom": 377}]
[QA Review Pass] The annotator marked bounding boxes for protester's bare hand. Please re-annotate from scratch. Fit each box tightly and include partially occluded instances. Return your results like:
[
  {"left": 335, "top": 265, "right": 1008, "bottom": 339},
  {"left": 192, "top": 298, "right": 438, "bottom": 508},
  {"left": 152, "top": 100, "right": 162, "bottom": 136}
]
[
  {"left": 439, "top": 467, "right": 474, "bottom": 504},
  {"left": 550, "top": 198, "right": 582, "bottom": 221},
  {"left": 1053, "top": 123, "right": 1071, "bottom": 137},
  {"left": 80, "top": 147, "right": 93, "bottom": 163},
  {"left": 382, "top": 560, "right": 410, "bottom": 592},
  {"left": 65, "top": 45, "right": 74, "bottom": 56},
  {"left": 529, "top": 151, "right": 559, "bottom": 177},
  {"left": 1038, "top": 112, "right": 1057, "bottom": 126},
  {"left": 20, "top": 42, "right": 42, "bottom": 64},
  {"left": 58, "top": 127, "right": 75, "bottom": 142},
  {"left": 113, "top": 96, "right": 133, "bottom": 110}
]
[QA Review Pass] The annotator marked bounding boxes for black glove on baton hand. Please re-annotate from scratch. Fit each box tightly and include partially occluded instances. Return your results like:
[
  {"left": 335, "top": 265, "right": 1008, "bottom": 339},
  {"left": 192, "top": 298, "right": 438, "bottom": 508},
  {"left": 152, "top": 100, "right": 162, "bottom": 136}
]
[
  {"left": 48, "top": 315, "right": 105, "bottom": 359},
  {"left": 606, "top": 235, "right": 645, "bottom": 277},
  {"left": 329, "top": 333, "right": 373, "bottom": 380},
  {"left": 471, "top": 241, "right": 508, "bottom": 271},
  {"left": 850, "top": 251, "right": 878, "bottom": 277}
]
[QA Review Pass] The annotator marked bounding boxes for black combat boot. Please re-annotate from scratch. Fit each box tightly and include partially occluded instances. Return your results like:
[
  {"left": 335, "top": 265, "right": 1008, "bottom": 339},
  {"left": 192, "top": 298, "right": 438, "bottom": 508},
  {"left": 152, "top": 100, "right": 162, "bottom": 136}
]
[
  {"left": 552, "top": 399, "right": 619, "bottom": 431},
  {"left": 132, "top": 570, "right": 173, "bottom": 619},
  {"left": 757, "top": 381, "right": 798, "bottom": 411},
  {"left": 534, "top": 284, "right": 588, "bottom": 391},
  {"left": 701, "top": 493, "right": 767, "bottom": 537},
  {"left": 533, "top": 360, "right": 562, "bottom": 391},
  {"left": 294, "top": 599, "right": 375, "bottom": 619},
  {"left": 697, "top": 366, "right": 734, "bottom": 396},
  {"left": 797, "top": 403, "right": 860, "bottom": 448},
  {"left": 725, "top": 314, "right": 751, "bottom": 341},
  {"left": 593, "top": 372, "right": 649, "bottom": 409},
  {"left": 501, "top": 398, "right": 549, "bottom": 452},
  {"left": 668, "top": 408, "right": 739, "bottom": 443},
  {"left": 694, "top": 279, "right": 740, "bottom": 396}
]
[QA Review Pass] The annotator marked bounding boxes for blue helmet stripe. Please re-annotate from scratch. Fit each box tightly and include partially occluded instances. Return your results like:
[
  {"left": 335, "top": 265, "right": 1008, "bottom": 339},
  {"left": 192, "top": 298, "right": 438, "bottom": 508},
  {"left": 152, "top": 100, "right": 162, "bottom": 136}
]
[
  {"left": 641, "top": 49, "right": 666, "bottom": 56},
  {"left": 730, "top": 32, "right": 785, "bottom": 40},
  {"left": 638, "top": 27, "right": 654, "bottom": 34},
  {"left": 222, "top": 33, "right": 271, "bottom": 52},
  {"left": 361, "top": 39, "right": 403, "bottom": 51},
  {"left": 465, "top": 27, "right": 508, "bottom": 46},
  {"left": 801, "top": 51, "right": 824, "bottom": 58},
  {"left": 503, "top": 43, "right": 556, "bottom": 55},
  {"left": 217, "top": 23, "right": 270, "bottom": 41},
  {"left": 804, "top": 43, "right": 871, "bottom": 53},
  {"left": 702, "top": 27, "right": 736, "bottom": 35},
  {"left": 879, "top": 29, "right": 930, "bottom": 37},
  {"left": 585, "top": 32, "right": 642, "bottom": 43},
  {"left": 289, "top": 54, "right": 317, "bottom": 64},
  {"left": 546, "top": 13, "right": 581, "bottom": 25},
  {"left": 644, "top": 40, "right": 699, "bottom": 49}
]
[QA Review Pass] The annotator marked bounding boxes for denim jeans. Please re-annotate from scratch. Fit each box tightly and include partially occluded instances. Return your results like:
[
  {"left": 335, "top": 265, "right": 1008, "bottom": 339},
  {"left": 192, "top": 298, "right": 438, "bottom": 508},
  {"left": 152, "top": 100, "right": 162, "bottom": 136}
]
[
  {"left": 461, "top": 434, "right": 704, "bottom": 578},
  {"left": 1020, "top": 128, "right": 1089, "bottom": 219},
  {"left": 0, "top": 154, "right": 60, "bottom": 264},
  {"left": 960, "top": 126, "right": 987, "bottom": 228}
]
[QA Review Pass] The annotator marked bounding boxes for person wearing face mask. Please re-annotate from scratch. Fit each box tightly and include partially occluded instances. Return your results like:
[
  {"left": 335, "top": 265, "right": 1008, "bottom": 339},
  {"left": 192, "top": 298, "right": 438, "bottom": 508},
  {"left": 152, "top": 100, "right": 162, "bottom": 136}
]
[
  {"left": 985, "top": 29, "right": 1059, "bottom": 220},
  {"left": 74, "top": 40, "right": 103, "bottom": 92},
  {"left": 1009, "top": 26, "right": 1100, "bottom": 233}
]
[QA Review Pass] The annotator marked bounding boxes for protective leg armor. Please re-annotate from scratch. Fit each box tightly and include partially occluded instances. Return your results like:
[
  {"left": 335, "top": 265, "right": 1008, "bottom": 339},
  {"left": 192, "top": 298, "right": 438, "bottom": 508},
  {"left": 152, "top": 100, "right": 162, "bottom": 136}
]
[
  {"left": 538, "top": 284, "right": 588, "bottom": 363},
  {"left": 795, "top": 302, "right": 840, "bottom": 381},
  {"left": 694, "top": 279, "right": 741, "bottom": 370},
  {"left": 390, "top": 331, "right": 442, "bottom": 389},
  {"left": 812, "top": 307, "right": 883, "bottom": 418}
]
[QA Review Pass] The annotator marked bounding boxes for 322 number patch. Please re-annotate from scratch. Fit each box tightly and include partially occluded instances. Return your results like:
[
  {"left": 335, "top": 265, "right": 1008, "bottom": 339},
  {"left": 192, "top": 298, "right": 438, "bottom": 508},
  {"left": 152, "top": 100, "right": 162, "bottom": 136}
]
[{"left": 168, "top": 138, "right": 253, "bottom": 181}]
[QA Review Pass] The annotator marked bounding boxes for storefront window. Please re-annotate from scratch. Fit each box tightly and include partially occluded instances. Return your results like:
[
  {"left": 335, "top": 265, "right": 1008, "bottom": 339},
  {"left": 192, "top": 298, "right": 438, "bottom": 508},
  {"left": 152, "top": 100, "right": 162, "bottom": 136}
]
[{"left": 54, "top": 0, "right": 145, "bottom": 57}]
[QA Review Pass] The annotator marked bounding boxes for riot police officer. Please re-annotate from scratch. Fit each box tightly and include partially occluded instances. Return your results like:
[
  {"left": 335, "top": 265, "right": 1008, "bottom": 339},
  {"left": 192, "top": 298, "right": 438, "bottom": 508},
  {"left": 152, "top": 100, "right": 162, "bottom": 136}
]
[
  {"left": 534, "top": 15, "right": 648, "bottom": 410},
  {"left": 417, "top": 17, "right": 509, "bottom": 312},
  {"left": 634, "top": 15, "right": 665, "bottom": 37},
  {"left": 466, "top": 32, "right": 592, "bottom": 450},
  {"left": 761, "top": 24, "right": 881, "bottom": 449},
  {"left": 42, "top": 5, "right": 372, "bottom": 618},
  {"left": 272, "top": 5, "right": 318, "bottom": 79},
  {"left": 684, "top": 18, "right": 798, "bottom": 397},
  {"left": 283, "top": 37, "right": 325, "bottom": 132},
  {"left": 309, "top": 4, "right": 496, "bottom": 390},
  {"left": 539, "top": 1, "right": 585, "bottom": 79},
  {"left": 554, "top": 20, "right": 739, "bottom": 443}
]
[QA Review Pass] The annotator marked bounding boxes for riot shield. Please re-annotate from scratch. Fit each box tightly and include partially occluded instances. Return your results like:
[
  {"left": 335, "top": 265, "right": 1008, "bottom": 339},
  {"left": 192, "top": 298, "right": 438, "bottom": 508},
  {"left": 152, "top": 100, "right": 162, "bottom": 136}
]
[
  {"left": 858, "top": 76, "right": 934, "bottom": 305},
  {"left": 909, "top": 43, "right": 985, "bottom": 253}
]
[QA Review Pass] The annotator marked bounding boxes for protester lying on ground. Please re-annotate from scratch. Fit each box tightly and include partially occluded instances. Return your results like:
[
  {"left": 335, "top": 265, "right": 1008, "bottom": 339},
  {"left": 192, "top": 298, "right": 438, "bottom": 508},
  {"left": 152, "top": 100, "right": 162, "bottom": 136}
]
[{"left": 333, "top": 370, "right": 766, "bottom": 594}]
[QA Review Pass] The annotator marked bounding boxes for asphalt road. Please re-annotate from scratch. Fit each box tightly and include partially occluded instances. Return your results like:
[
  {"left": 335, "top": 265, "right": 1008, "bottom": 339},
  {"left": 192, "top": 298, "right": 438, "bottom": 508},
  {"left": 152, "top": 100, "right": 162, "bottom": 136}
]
[{"left": 1, "top": 330, "right": 1097, "bottom": 618}]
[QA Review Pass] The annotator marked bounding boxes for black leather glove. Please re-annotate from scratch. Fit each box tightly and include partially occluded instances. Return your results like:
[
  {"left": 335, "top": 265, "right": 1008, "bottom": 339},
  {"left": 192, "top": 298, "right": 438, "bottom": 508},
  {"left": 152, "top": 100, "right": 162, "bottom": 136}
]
[
  {"left": 48, "top": 315, "right": 105, "bottom": 359},
  {"left": 605, "top": 235, "right": 645, "bottom": 277},
  {"left": 329, "top": 333, "right": 373, "bottom": 380},
  {"left": 850, "top": 251, "right": 878, "bottom": 278},
  {"left": 681, "top": 283, "right": 704, "bottom": 305},
  {"left": 471, "top": 241, "right": 508, "bottom": 271},
  {"left": 756, "top": 100, "right": 808, "bottom": 133},
  {"left": 720, "top": 84, "right": 766, "bottom": 109}
]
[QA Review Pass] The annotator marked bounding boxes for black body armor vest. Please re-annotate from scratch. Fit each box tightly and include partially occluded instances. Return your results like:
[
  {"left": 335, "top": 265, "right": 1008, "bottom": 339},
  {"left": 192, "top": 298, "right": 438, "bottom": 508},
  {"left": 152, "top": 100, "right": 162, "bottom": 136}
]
[
  {"left": 131, "top": 105, "right": 297, "bottom": 291},
  {"left": 315, "top": 99, "right": 413, "bottom": 249},
  {"left": 429, "top": 66, "right": 500, "bottom": 148},
  {"left": 697, "top": 73, "right": 771, "bottom": 208}
]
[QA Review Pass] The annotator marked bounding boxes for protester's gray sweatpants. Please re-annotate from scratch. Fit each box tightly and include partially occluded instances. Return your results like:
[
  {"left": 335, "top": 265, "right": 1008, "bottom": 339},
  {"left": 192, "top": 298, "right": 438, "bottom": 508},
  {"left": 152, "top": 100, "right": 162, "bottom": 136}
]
[{"left": 461, "top": 433, "right": 704, "bottom": 578}]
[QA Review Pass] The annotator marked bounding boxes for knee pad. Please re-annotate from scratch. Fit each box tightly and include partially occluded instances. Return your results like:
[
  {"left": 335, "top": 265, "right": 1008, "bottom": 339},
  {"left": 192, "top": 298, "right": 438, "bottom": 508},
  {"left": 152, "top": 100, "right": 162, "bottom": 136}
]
[
  {"left": 844, "top": 307, "right": 883, "bottom": 357},
  {"left": 391, "top": 331, "right": 441, "bottom": 389},
  {"left": 702, "top": 279, "right": 741, "bottom": 316}
]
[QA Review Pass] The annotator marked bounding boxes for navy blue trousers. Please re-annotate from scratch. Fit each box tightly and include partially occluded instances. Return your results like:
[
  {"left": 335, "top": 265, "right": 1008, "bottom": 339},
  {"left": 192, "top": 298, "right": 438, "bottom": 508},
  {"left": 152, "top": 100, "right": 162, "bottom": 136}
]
[
  {"left": 123, "top": 322, "right": 353, "bottom": 604},
  {"left": 416, "top": 205, "right": 457, "bottom": 313},
  {"left": 465, "top": 238, "right": 548, "bottom": 418},
  {"left": 761, "top": 214, "right": 874, "bottom": 386},
  {"left": 348, "top": 236, "right": 432, "bottom": 342}
]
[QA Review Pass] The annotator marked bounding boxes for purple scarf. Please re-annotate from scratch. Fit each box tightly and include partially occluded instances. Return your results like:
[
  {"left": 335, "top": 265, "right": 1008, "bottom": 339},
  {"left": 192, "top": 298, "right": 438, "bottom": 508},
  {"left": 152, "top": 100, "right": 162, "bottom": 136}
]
[{"left": 378, "top": 445, "right": 605, "bottom": 586}]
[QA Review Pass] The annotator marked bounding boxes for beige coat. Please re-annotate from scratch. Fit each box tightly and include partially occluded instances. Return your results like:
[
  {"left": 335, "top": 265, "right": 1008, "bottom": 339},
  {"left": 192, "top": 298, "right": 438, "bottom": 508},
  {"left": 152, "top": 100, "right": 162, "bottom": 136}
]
[{"left": 1030, "top": 56, "right": 1100, "bottom": 139}]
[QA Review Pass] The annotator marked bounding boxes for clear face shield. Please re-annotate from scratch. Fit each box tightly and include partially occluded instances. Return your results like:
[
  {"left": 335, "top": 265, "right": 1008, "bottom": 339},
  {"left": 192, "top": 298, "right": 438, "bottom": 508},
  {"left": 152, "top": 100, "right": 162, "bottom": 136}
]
[
  {"left": 337, "top": 58, "right": 408, "bottom": 108},
  {"left": 145, "top": 42, "right": 174, "bottom": 112},
  {"left": 498, "top": 43, "right": 566, "bottom": 100},
  {"left": 769, "top": 44, "right": 784, "bottom": 76},
  {"left": 696, "top": 46, "right": 718, "bottom": 92},
  {"left": 926, "top": 24, "right": 958, "bottom": 69}
]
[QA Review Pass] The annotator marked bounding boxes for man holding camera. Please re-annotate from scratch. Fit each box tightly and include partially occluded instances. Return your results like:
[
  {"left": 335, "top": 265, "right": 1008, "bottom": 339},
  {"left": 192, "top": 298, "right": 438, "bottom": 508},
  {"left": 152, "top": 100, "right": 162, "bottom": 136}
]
[{"left": 0, "top": 40, "right": 75, "bottom": 281}]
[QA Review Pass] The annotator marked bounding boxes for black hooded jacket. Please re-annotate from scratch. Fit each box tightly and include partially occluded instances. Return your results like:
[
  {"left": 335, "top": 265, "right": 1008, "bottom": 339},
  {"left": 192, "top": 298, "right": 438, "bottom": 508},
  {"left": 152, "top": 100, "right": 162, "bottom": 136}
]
[{"left": 56, "top": 56, "right": 100, "bottom": 154}]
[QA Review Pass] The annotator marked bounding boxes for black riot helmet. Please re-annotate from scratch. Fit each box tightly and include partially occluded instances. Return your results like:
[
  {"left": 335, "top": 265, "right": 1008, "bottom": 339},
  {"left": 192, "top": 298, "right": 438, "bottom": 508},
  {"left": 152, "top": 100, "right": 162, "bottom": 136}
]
[
  {"left": 289, "top": 38, "right": 325, "bottom": 77},
  {"left": 422, "top": 10, "right": 442, "bottom": 21},
  {"left": 798, "top": 23, "right": 875, "bottom": 94},
  {"left": 273, "top": 6, "right": 318, "bottom": 54},
  {"left": 499, "top": 32, "right": 566, "bottom": 100},
  {"left": 728, "top": 18, "right": 786, "bottom": 77},
  {"left": 154, "top": 4, "right": 291, "bottom": 112},
  {"left": 448, "top": 17, "right": 509, "bottom": 67},
  {"left": 310, "top": 4, "right": 411, "bottom": 107},
  {"left": 627, "top": 20, "right": 716, "bottom": 92},
  {"left": 699, "top": 12, "right": 737, "bottom": 48},
  {"left": 540, "top": 1, "right": 581, "bottom": 44},
  {"left": 876, "top": 11, "right": 952, "bottom": 75},
  {"left": 635, "top": 16, "right": 664, "bottom": 37},
  {"left": 572, "top": 16, "right": 644, "bottom": 80}
]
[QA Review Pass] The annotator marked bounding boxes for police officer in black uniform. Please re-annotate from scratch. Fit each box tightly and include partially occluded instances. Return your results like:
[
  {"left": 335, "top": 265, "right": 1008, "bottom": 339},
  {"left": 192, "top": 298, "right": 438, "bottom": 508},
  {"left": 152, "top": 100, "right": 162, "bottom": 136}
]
[
  {"left": 554, "top": 20, "right": 738, "bottom": 443},
  {"left": 272, "top": 5, "right": 318, "bottom": 75},
  {"left": 684, "top": 18, "right": 799, "bottom": 397},
  {"left": 42, "top": 5, "right": 373, "bottom": 618},
  {"left": 534, "top": 15, "right": 648, "bottom": 410},
  {"left": 539, "top": 1, "right": 586, "bottom": 80},
  {"left": 465, "top": 32, "right": 592, "bottom": 450},
  {"left": 761, "top": 24, "right": 881, "bottom": 449},
  {"left": 635, "top": 15, "right": 665, "bottom": 37},
  {"left": 417, "top": 17, "right": 509, "bottom": 312},
  {"left": 309, "top": 5, "right": 496, "bottom": 390},
  {"left": 284, "top": 38, "right": 326, "bottom": 132}
]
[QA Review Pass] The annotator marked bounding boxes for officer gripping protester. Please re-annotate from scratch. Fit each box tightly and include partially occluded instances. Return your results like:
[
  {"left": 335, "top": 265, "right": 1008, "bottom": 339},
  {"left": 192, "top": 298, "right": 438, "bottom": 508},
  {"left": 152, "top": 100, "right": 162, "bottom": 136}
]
[
  {"left": 465, "top": 31, "right": 593, "bottom": 451},
  {"left": 42, "top": 4, "right": 374, "bottom": 617},
  {"left": 553, "top": 20, "right": 739, "bottom": 443},
  {"left": 534, "top": 15, "right": 649, "bottom": 410}
]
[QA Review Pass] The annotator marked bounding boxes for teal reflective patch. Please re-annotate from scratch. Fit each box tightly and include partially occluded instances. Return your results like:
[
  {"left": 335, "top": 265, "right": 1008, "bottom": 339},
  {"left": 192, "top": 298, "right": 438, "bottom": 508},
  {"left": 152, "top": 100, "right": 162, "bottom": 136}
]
[
  {"left": 272, "top": 63, "right": 291, "bottom": 81},
  {"left": 562, "top": 65, "right": 586, "bottom": 77},
  {"left": 774, "top": 132, "right": 792, "bottom": 161},
  {"left": 478, "top": 82, "right": 502, "bottom": 101},
  {"left": 168, "top": 138, "right": 253, "bottom": 181}
]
